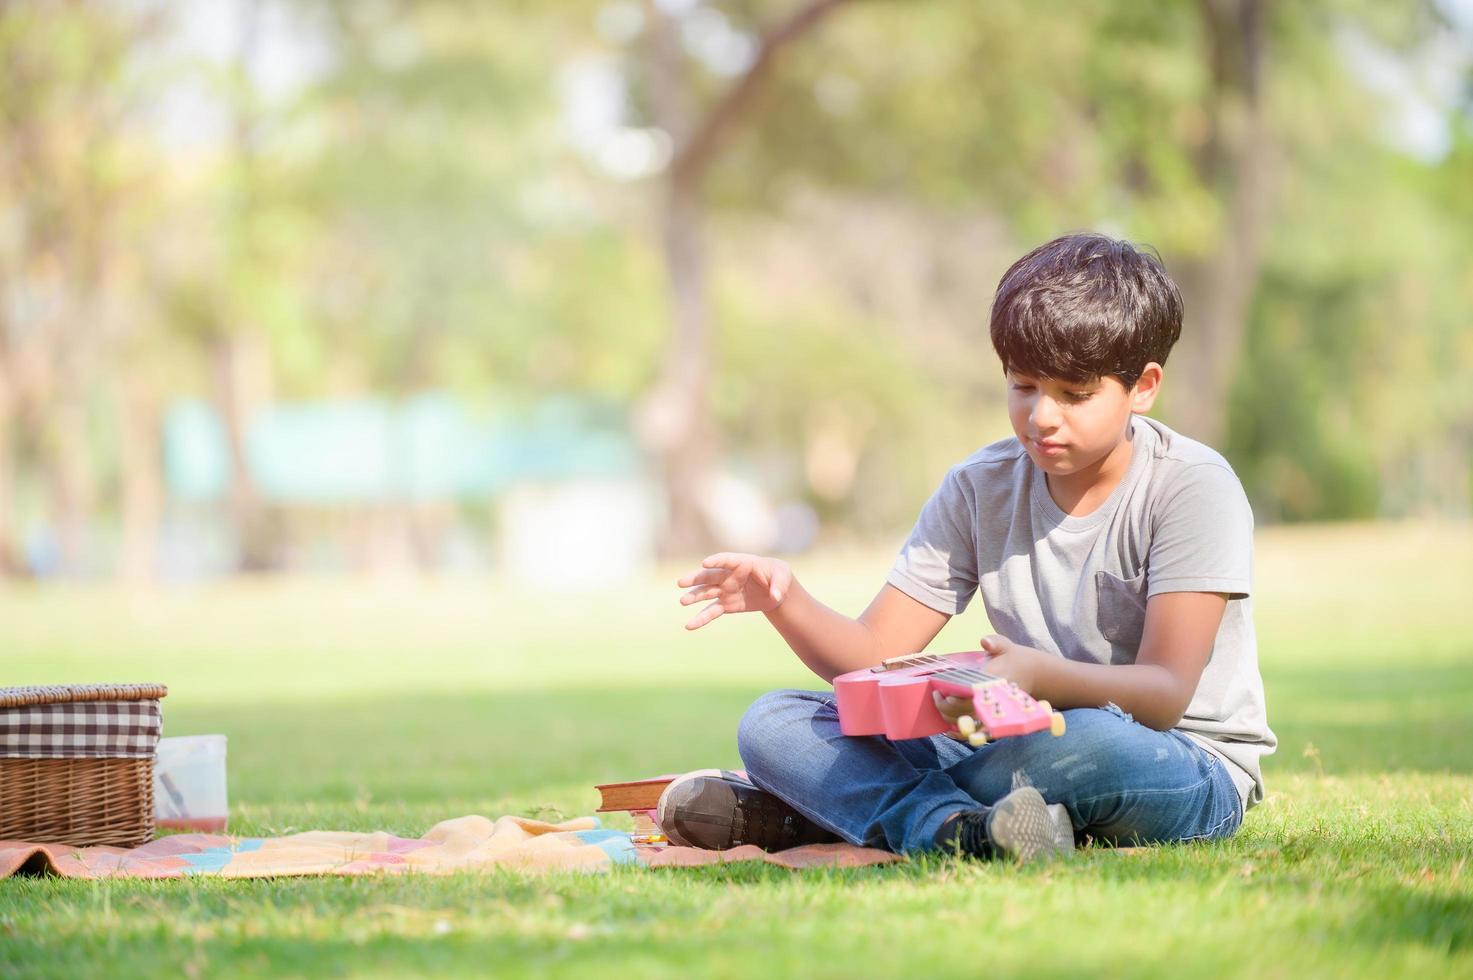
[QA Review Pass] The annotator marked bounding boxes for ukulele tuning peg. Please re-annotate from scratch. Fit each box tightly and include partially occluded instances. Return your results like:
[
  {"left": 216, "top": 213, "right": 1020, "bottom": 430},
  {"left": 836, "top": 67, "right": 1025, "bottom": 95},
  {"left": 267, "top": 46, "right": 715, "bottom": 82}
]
[
  {"left": 956, "top": 715, "right": 977, "bottom": 738},
  {"left": 1050, "top": 712, "right": 1066, "bottom": 737},
  {"left": 967, "top": 730, "right": 989, "bottom": 747}
]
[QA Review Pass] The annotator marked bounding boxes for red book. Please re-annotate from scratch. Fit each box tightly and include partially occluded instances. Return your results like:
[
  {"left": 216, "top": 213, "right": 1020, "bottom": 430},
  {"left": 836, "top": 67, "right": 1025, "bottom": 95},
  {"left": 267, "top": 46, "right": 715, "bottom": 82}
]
[{"left": 594, "top": 776, "right": 678, "bottom": 813}]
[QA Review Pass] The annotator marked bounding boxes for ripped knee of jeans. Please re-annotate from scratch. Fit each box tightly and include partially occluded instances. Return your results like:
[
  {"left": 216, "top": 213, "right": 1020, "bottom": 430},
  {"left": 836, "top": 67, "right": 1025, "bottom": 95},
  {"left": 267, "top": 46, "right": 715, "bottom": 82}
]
[{"left": 1101, "top": 701, "right": 1135, "bottom": 723}]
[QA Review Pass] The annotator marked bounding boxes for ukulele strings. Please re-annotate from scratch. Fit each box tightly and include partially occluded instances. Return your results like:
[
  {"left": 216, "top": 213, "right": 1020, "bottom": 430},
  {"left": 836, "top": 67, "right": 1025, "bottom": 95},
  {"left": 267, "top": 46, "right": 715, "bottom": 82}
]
[
  {"left": 889, "top": 653, "right": 1034, "bottom": 698},
  {"left": 889, "top": 652, "right": 983, "bottom": 670},
  {"left": 888, "top": 652, "right": 1007, "bottom": 686},
  {"left": 933, "top": 668, "right": 1004, "bottom": 685}
]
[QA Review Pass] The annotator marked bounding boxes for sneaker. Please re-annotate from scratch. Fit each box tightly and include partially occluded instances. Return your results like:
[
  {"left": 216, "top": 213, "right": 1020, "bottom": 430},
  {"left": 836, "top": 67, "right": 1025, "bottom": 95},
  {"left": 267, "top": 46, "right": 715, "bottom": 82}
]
[
  {"left": 934, "top": 786, "right": 1071, "bottom": 864},
  {"left": 1046, "top": 803, "right": 1076, "bottom": 852},
  {"left": 656, "top": 770, "right": 839, "bottom": 851}
]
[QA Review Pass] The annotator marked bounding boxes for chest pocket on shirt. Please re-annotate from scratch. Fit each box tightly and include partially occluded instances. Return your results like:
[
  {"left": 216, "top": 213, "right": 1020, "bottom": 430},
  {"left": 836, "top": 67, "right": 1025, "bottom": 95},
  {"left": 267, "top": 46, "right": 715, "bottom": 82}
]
[{"left": 1095, "top": 570, "right": 1148, "bottom": 664}]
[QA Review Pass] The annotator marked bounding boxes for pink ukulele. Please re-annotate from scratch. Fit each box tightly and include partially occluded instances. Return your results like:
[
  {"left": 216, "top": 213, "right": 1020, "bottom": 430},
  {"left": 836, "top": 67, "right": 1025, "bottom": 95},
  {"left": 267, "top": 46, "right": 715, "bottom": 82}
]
[{"left": 833, "top": 651, "right": 1066, "bottom": 746}]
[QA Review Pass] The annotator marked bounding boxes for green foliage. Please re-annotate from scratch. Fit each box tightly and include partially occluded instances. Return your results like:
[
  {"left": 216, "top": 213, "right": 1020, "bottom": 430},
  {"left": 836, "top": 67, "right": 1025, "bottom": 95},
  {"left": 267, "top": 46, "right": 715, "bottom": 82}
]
[
  {"left": 713, "top": 279, "right": 945, "bottom": 518},
  {"left": 698, "top": 0, "right": 1473, "bottom": 520},
  {"left": 3, "top": 0, "right": 1471, "bottom": 540},
  {"left": 1223, "top": 18, "right": 1473, "bottom": 519},
  {"left": 1229, "top": 265, "right": 1384, "bottom": 521}
]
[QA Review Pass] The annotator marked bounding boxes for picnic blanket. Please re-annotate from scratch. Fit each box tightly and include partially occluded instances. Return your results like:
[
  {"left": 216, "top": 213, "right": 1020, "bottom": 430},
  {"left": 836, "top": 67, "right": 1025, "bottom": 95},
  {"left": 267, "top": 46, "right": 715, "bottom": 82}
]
[{"left": 0, "top": 814, "right": 900, "bottom": 879}]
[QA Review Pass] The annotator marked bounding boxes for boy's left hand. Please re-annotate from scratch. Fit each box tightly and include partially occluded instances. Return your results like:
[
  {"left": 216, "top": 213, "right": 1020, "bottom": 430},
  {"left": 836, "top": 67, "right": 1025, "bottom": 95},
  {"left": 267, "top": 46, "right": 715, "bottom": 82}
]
[{"left": 932, "top": 634, "right": 1052, "bottom": 737}]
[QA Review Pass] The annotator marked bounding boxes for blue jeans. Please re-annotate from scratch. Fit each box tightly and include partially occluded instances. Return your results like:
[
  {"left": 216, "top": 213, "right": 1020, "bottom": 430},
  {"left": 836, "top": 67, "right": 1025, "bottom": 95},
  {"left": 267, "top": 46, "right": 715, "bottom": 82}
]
[{"left": 737, "top": 689, "right": 1244, "bottom": 854}]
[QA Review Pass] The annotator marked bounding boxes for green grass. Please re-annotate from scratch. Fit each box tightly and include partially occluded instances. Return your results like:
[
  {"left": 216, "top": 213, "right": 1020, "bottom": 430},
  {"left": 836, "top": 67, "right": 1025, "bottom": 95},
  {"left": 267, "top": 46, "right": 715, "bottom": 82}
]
[{"left": 2, "top": 521, "right": 1470, "bottom": 978}]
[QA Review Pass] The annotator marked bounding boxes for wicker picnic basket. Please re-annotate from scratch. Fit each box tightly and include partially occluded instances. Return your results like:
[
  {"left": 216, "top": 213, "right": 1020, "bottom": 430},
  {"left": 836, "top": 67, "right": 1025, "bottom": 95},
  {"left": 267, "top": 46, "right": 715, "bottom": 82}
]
[{"left": 0, "top": 683, "right": 167, "bottom": 847}]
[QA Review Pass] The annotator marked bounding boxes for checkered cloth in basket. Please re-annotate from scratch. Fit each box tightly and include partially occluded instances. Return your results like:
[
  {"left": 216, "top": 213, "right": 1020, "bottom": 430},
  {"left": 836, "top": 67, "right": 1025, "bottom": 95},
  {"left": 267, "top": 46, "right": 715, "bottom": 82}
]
[{"left": 0, "top": 684, "right": 165, "bottom": 759}]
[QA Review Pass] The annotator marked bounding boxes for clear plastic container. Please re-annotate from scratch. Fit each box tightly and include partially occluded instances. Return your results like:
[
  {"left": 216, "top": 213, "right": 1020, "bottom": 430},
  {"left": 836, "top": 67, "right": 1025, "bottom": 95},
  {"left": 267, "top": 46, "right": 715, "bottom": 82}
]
[{"left": 153, "top": 734, "right": 229, "bottom": 833}]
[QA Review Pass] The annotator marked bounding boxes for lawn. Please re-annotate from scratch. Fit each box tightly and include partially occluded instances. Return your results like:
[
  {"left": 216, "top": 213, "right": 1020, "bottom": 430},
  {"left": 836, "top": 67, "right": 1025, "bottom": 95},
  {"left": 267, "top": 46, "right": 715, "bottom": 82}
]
[{"left": 1, "top": 521, "right": 1470, "bottom": 978}]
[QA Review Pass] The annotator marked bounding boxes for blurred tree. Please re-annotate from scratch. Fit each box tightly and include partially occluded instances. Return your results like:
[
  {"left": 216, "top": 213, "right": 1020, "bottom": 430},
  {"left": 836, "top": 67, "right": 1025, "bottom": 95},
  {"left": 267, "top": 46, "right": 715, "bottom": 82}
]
[
  {"left": 3, "top": 0, "right": 1470, "bottom": 584},
  {"left": 630, "top": 0, "right": 857, "bottom": 554},
  {"left": 0, "top": 1, "right": 165, "bottom": 577},
  {"left": 653, "top": 0, "right": 1467, "bottom": 519},
  {"left": 1165, "top": 0, "right": 1268, "bottom": 449},
  {"left": 711, "top": 0, "right": 1276, "bottom": 446},
  {"left": 1223, "top": 0, "right": 1473, "bottom": 520},
  {"left": 217, "top": 0, "right": 280, "bottom": 571},
  {"left": 147, "top": 0, "right": 316, "bottom": 572},
  {"left": 287, "top": 0, "right": 592, "bottom": 568}
]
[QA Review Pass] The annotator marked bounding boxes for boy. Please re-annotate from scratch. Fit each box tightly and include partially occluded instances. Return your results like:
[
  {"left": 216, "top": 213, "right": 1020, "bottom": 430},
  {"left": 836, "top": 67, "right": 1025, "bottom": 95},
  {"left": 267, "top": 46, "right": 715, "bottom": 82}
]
[{"left": 665, "top": 233, "right": 1274, "bottom": 862}]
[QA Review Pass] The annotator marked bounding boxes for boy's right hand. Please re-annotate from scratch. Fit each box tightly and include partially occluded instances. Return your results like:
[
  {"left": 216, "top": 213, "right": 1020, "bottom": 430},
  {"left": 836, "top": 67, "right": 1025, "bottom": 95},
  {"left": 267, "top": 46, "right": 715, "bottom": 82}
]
[{"left": 677, "top": 552, "right": 793, "bottom": 631}]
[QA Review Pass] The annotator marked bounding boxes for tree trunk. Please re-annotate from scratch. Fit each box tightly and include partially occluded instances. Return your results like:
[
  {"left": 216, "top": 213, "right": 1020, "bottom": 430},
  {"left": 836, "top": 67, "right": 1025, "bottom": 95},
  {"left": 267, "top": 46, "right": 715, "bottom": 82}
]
[
  {"left": 212, "top": 335, "right": 274, "bottom": 571},
  {"left": 46, "top": 387, "right": 94, "bottom": 576},
  {"left": 653, "top": 180, "right": 717, "bottom": 555},
  {"left": 116, "top": 371, "right": 162, "bottom": 582},
  {"left": 0, "top": 371, "right": 21, "bottom": 575},
  {"left": 211, "top": 0, "right": 278, "bottom": 573},
  {"left": 1165, "top": 0, "right": 1269, "bottom": 447},
  {"left": 635, "top": 0, "right": 854, "bottom": 556}
]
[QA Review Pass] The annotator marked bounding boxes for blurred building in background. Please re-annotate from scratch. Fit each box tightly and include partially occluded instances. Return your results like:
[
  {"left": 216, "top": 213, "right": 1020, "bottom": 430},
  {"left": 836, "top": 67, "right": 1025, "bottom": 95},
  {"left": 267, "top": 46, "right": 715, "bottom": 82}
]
[
  {"left": 149, "top": 389, "right": 809, "bottom": 581},
  {"left": 154, "top": 394, "right": 651, "bottom": 581}
]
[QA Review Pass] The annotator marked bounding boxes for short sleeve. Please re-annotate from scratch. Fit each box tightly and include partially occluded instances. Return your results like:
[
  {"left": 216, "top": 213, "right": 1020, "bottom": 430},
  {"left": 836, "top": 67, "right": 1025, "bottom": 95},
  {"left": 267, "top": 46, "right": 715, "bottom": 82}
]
[
  {"left": 886, "top": 468, "right": 980, "bottom": 615},
  {"left": 1147, "top": 463, "right": 1254, "bottom": 599}
]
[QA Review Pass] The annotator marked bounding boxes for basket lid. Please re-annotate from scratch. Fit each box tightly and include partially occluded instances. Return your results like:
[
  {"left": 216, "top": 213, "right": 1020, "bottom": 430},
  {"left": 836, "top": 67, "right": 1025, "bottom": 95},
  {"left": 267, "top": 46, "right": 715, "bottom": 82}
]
[{"left": 0, "top": 683, "right": 168, "bottom": 708}]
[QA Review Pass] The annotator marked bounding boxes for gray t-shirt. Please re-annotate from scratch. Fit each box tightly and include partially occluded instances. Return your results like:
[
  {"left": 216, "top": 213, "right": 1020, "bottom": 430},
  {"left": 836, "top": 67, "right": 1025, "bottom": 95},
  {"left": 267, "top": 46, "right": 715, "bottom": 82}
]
[{"left": 887, "top": 415, "right": 1274, "bottom": 808}]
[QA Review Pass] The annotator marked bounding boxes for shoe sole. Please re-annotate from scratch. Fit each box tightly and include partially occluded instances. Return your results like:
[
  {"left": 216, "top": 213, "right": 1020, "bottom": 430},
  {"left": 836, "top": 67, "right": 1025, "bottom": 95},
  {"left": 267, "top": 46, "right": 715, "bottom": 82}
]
[
  {"left": 987, "top": 787, "right": 1070, "bottom": 864},
  {"left": 658, "top": 775, "right": 743, "bottom": 849},
  {"left": 657, "top": 773, "right": 836, "bottom": 851}
]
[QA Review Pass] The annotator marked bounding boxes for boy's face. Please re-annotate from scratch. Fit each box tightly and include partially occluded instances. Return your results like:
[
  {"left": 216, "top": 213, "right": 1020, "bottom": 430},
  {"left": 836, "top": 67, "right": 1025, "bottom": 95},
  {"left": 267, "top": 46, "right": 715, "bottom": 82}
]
[{"left": 1006, "top": 368, "right": 1159, "bottom": 478}]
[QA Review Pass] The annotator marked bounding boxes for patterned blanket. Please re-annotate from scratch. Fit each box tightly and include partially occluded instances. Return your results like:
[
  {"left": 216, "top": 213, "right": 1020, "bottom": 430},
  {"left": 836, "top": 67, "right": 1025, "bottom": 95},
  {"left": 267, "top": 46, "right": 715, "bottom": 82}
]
[{"left": 0, "top": 814, "right": 900, "bottom": 879}]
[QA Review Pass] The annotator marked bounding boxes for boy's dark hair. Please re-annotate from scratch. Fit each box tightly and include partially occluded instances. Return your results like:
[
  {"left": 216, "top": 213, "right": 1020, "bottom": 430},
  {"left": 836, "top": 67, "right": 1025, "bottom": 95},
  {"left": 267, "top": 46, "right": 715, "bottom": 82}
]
[{"left": 989, "top": 233, "right": 1183, "bottom": 389}]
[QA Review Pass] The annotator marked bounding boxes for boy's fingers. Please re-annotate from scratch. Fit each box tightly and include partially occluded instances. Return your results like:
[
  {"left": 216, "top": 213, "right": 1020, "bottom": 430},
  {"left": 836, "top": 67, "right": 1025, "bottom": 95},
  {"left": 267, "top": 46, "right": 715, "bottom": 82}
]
[
  {"left": 684, "top": 600, "right": 725, "bottom": 631},
  {"left": 704, "top": 555, "right": 754, "bottom": 582},
  {"left": 679, "top": 586, "right": 720, "bottom": 606},
  {"left": 676, "top": 568, "right": 727, "bottom": 588},
  {"left": 932, "top": 691, "right": 971, "bottom": 720}
]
